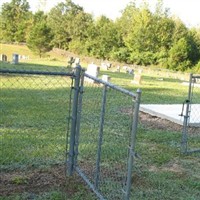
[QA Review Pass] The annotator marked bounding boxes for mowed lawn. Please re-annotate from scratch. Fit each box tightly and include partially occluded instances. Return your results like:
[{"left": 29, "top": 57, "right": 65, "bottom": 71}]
[{"left": 0, "top": 44, "right": 200, "bottom": 199}]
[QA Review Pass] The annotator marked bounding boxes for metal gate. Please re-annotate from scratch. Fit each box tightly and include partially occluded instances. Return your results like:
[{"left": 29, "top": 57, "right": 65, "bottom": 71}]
[
  {"left": 67, "top": 66, "right": 141, "bottom": 199},
  {"left": 1, "top": 65, "right": 141, "bottom": 199},
  {"left": 181, "top": 74, "right": 200, "bottom": 154}
]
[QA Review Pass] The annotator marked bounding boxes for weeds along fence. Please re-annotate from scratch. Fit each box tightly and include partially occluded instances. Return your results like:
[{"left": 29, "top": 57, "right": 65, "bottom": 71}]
[{"left": 0, "top": 65, "right": 141, "bottom": 200}]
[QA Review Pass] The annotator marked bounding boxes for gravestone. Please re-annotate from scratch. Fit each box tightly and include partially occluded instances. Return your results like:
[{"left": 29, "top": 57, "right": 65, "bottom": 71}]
[
  {"left": 74, "top": 57, "right": 80, "bottom": 65},
  {"left": 12, "top": 53, "right": 19, "bottom": 64},
  {"left": 68, "top": 57, "right": 74, "bottom": 67},
  {"left": 138, "top": 69, "right": 143, "bottom": 74},
  {"left": 122, "top": 66, "right": 128, "bottom": 72},
  {"left": 85, "top": 63, "right": 100, "bottom": 83},
  {"left": 101, "top": 62, "right": 112, "bottom": 70},
  {"left": 127, "top": 68, "right": 134, "bottom": 75},
  {"left": 131, "top": 74, "right": 142, "bottom": 85},
  {"left": 0, "top": 54, "right": 7, "bottom": 62},
  {"left": 101, "top": 63, "right": 108, "bottom": 70},
  {"left": 116, "top": 66, "right": 120, "bottom": 72},
  {"left": 72, "top": 57, "right": 80, "bottom": 68},
  {"left": 102, "top": 75, "right": 111, "bottom": 82}
]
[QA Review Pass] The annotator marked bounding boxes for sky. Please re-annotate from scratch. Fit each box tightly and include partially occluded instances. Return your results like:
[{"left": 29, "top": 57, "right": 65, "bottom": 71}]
[{"left": 0, "top": 0, "right": 200, "bottom": 28}]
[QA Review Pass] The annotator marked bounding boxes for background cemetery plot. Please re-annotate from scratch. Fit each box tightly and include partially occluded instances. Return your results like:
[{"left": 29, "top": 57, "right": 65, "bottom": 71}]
[{"left": 0, "top": 70, "right": 73, "bottom": 171}]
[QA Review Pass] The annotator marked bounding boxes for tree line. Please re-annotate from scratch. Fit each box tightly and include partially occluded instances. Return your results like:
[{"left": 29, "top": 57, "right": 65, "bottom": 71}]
[{"left": 0, "top": 0, "right": 200, "bottom": 72}]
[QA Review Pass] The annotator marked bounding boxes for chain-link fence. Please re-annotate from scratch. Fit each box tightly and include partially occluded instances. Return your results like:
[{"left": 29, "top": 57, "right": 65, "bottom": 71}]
[
  {"left": 128, "top": 73, "right": 200, "bottom": 199},
  {"left": 66, "top": 67, "right": 141, "bottom": 200},
  {"left": 1, "top": 65, "right": 141, "bottom": 199},
  {"left": 0, "top": 69, "right": 74, "bottom": 172},
  {"left": 181, "top": 74, "right": 200, "bottom": 153},
  {"left": 2, "top": 63, "right": 198, "bottom": 199}
]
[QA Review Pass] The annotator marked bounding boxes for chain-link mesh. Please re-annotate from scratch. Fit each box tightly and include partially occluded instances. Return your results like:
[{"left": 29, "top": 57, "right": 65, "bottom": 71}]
[
  {"left": 72, "top": 73, "right": 140, "bottom": 200},
  {"left": 186, "top": 75, "right": 200, "bottom": 152},
  {"left": 0, "top": 71, "right": 73, "bottom": 171},
  {"left": 127, "top": 74, "right": 200, "bottom": 199}
]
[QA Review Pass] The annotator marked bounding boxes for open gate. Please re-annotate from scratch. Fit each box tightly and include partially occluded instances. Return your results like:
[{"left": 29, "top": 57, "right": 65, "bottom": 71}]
[
  {"left": 181, "top": 74, "right": 200, "bottom": 154},
  {"left": 66, "top": 66, "right": 141, "bottom": 200}
]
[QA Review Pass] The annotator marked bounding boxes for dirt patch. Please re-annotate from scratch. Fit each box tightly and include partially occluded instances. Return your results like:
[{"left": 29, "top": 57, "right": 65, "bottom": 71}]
[
  {"left": 121, "top": 107, "right": 200, "bottom": 133},
  {"left": 139, "top": 111, "right": 183, "bottom": 132},
  {"left": 0, "top": 165, "right": 88, "bottom": 197}
]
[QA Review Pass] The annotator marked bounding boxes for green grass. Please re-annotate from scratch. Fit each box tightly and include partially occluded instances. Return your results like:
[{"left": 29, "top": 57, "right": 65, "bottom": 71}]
[{"left": 1, "top": 44, "right": 200, "bottom": 200}]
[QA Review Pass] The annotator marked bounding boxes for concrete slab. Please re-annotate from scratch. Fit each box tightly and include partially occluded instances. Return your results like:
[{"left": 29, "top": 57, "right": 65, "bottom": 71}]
[{"left": 140, "top": 104, "right": 200, "bottom": 127}]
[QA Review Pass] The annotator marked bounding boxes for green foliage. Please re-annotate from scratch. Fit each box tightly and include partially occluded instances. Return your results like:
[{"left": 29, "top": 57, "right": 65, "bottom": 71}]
[
  {"left": 27, "top": 12, "right": 53, "bottom": 57},
  {"left": 47, "top": 0, "right": 85, "bottom": 50},
  {"left": 194, "top": 61, "right": 200, "bottom": 73},
  {"left": 167, "top": 38, "right": 192, "bottom": 71},
  {"left": 1, "top": 0, "right": 200, "bottom": 72},
  {"left": 0, "top": 0, "right": 31, "bottom": 42},
  {"left": 109, "top": 47, "right": 130, "bottom": 63},
  {"left": 87, "top": 16, "right": 122, "bottom": 59}
]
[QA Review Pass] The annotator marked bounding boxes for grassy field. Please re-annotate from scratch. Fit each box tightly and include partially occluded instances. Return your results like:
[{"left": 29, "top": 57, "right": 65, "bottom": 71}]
[{"left": 0, "top": 44, "right": 200, "bottom": 199}]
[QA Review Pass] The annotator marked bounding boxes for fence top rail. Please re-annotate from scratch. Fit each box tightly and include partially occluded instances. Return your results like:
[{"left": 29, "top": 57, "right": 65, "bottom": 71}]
[
  {"left": 192, "top": 75, "right": 200, "bottom": 79},
  {"left": 84, "top": 72, "right": 138, "bottom": 98},
  {"left": 0, "top": 69, "right": 75, "bottom": 77}
]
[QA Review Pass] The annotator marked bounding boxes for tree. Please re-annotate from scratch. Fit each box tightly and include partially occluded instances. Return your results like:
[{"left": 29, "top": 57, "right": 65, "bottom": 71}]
[
  {"left": 0, "top": 0, "right": 31, "bottom": 42},
  {"left": 122, "top": 5, "right": 158, "bottom": 65},
  {"left": 27, "top": 12, "right": 53, "bottom": 57},
  {"left": 188, "top": 28, "right": 200, "bottom": 64},
  {"left": 87, "top": 16, "right": 122, "bottom": 60},
  {"left": 167, "top": 38, "right": 192, "bottom": 71},
  {"left": 47, "top": 0, "right": 84, "bottom": 50}
]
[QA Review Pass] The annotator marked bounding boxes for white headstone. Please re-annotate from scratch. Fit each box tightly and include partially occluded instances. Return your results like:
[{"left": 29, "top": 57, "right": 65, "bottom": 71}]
[
  {"left": 101, "top": 62, "right": 108, "bottom": 70},
  {"left": 102, "top": 75, "right": 111, "bottom": 82},
  {"left": 131, "top": 74, "right": 142, "bottom": 85},
  {"left": 72, "top": 57, "right": 80, "bottom": 68},
  {"left": 116, "top": 66, "right": 120, "bottom": 72},
  {"left": 74, "top": 57, "right": 80, "bottom": 65},
  {"left": 85, "top": 63, "right": 100, "bottom": 83}
]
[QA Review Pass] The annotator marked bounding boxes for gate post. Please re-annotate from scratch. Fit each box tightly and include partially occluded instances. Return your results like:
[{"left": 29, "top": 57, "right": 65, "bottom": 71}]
[
  {"left": 95, "top": 85, "right": 107, "bottom": 189},
  {"left": 181, "top": 73, "right": 192, "bottom": 154},
  {"left": 74, "top": 69, "right": 85, "bottom": 167},
  {"left": 125, "top": 89, "right": 141, "bottom": 200},
  {"left": 68, "top": 65, "right": 81, "bottom": 175}
]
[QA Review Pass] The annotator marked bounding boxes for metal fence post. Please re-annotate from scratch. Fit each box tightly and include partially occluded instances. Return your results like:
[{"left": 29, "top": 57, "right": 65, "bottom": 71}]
[
  {"left": 95, "top": 85, "right": 107, "bottom": 189},
  {"left": 181, "top": 73, "right": 192, "bottom": 154},
  {"left": 68, "top": 66, "right": 81, "bottom": 175},
  {"left": 125, "top": 88, "right": 141, "bottom": 200},
  {"left": 74, "top": 70, "right": 85, "bottom": 167}
]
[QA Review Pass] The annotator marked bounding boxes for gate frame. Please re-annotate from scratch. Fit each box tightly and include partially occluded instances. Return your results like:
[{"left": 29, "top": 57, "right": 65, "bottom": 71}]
[
  {"left": 67, "top": 66, "right": 141, "bottom": 200},
  {"left": 181, "top": 73, "right": 200, "bottom": 154}
]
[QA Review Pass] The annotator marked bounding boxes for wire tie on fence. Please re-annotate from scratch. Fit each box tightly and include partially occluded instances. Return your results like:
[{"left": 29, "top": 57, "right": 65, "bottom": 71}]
[
  {"left": 129, "top": 149, "right": 136, "bottom": 158},
  {"left": 128, "top": 146, "right": 141, "bottom": 159}
]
